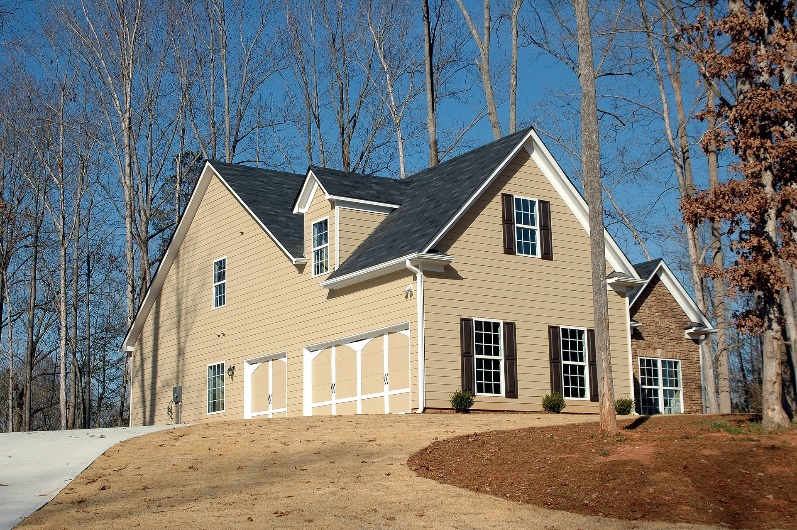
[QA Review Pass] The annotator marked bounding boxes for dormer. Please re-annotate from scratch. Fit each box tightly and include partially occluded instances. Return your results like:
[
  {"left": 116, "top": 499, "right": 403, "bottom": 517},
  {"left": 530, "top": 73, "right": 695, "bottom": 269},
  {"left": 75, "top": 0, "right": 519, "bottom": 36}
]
[{"left": 293, "top": 167, "right": 409, "bottom": 274}]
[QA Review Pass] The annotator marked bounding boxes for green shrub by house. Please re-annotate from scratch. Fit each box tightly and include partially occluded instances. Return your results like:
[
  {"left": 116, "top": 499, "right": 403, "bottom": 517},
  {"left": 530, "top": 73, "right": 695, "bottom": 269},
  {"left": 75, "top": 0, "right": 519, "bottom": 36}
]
[
  {"left": 615, "top": 397, "right": 634, "bottom": 415},
  {"left": 450, "top": 389, "right": 475, "bottom": 413},
  {"left": 542, "top": 392, "right": 566, "bottom": 413}
]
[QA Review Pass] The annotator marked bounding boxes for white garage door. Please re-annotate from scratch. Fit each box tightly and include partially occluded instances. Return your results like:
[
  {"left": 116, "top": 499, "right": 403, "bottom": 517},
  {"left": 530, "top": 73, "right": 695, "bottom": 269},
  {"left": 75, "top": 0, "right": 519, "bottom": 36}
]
[
  {"left": 303, "top": 324, "right": 411, "bottom": 416},
  {"left": 243, "top": 353, "right": 287, "bottom": 419}
]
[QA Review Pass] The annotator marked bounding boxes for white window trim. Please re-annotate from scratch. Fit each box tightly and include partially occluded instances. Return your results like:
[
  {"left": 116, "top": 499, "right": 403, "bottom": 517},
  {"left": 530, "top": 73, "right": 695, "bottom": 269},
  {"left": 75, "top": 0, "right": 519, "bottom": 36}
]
[
  {"left": 311, "top": 217, "right": 330, "bottom": 278},
  {"left": 212, "top": 256, "right": 227, "bottom": 309},
  {"left": 472, "top": 318, "right": 504, "bottom": 397},
  {"left": 514, "top": 195, "right": 540, "bottom": 258},
  {"left": 639, "top": 357, "right": 684, "bottom": 414},
  {"left": 560, "top": 326, "right": 590, "bottom": 401},
  {"left": 207, "top": 361, "right": 225, "bottom": 415}
]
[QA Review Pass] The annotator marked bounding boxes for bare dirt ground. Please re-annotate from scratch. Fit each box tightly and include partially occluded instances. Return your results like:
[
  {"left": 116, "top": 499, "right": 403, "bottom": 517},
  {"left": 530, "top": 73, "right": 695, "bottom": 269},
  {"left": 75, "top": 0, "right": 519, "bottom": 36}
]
[
  {"left": 19, "top": 413, "right": 717, "bottom": 530},
  {"left": 410, "top": 415, "right": 797, "bottom": 530}
]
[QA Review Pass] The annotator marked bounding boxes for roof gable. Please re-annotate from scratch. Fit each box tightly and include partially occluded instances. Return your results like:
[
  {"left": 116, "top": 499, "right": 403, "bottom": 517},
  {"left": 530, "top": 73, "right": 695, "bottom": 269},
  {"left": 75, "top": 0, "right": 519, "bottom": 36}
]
[
  {"left": 122, "top": 161, "right": 306, "bottom": 350},
  {"left": 630, "top": 259, "right": 714, "bottom": 330},
  {"left": 326, "top": 127, "right": 639, "bottom": 285}
]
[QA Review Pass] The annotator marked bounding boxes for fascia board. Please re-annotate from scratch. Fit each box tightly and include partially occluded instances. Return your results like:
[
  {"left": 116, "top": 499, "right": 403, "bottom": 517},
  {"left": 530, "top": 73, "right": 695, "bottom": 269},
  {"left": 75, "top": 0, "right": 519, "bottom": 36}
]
[
  {"left": 122, "top": 161, "right": 214, "bottom": 350},
  {"left": 328, "top": 196, "right": 399, "bottom": 212}
]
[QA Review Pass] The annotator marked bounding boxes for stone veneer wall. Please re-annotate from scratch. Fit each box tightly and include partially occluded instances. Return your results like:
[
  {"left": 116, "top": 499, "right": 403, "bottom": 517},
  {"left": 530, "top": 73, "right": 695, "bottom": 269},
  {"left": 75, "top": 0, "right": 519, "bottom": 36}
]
[{"left": 630, "top": 275, "right": 704, "bottom": 414}]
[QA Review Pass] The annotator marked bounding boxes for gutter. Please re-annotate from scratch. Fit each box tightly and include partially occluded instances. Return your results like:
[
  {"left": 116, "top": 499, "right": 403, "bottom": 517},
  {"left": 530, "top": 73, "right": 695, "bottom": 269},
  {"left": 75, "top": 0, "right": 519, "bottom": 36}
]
[
  {"left": 320, "top": 252, "right": 453, "bottom": 290},
  {"left": 405, "top": 259, "right": 426, "bottom": 413}
]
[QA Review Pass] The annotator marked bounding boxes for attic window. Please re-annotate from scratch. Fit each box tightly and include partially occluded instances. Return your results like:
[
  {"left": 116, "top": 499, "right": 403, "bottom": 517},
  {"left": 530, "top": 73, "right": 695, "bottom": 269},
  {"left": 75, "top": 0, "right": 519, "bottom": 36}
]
[
  {"left": 514, "top": 196, "right": 539, "bottom": 257},
  {"left": 312, "top": 218, "right": 329, "bottom": 277}
]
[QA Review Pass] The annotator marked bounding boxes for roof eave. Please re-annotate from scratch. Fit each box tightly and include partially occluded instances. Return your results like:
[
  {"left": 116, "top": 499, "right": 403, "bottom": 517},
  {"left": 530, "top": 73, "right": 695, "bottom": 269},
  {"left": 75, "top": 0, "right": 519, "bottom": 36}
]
[{"left": 320, "top": 253, "right": 454, "bottom": 290}]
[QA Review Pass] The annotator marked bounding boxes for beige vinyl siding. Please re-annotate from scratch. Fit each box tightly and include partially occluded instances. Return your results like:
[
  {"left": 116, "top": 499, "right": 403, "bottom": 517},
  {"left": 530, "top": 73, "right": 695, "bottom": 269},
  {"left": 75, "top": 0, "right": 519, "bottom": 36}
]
[
  {"left": 337, "top": 207, "right": 387, "bottom": 265},
  {"left": 131, "top": 177, "right": 416, "bottom": 425},
  {"left": 423, "top": 147, "right": 631, "bottom": 412}
]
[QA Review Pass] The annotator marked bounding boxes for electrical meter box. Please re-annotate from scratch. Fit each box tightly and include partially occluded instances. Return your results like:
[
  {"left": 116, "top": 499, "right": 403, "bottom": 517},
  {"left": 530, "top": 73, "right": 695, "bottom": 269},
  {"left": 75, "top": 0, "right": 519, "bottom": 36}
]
[{"left": 172, "top": 386, "right": 182, "bottom": 403}]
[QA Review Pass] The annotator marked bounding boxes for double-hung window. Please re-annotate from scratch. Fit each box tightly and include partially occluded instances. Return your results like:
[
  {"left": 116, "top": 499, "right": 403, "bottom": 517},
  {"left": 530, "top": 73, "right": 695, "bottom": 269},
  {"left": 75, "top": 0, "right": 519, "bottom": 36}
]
[
  {"left": 312, "top": 218, "right": 329, "bottom": 276},
  {"left": 213, "top": 258, "right": 226, "bottom": 308},
  {"left": 560, "top": 327, "right": 588, "bottom": 399},
  {"left": 639, "top": 357, "right": 682, "bottom": 414},
  {"left": 474, "top": 319, "right": 503, "bottom": 395},
  {"left": 514, "top": 196, "right": 539, "bottom": 257},
  {"left": 207, "top": 362, "right": 225, "bottom": 413}
]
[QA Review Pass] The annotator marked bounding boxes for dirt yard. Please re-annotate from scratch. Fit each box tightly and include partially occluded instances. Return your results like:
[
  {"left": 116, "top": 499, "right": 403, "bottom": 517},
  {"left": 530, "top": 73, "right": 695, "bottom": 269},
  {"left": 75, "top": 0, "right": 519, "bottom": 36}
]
[
  {"left": 19, "top": 413, "right": 717, "bottom": 530},
  {"left": 410, "top": 415, "right": 796, "bottom": 530}
]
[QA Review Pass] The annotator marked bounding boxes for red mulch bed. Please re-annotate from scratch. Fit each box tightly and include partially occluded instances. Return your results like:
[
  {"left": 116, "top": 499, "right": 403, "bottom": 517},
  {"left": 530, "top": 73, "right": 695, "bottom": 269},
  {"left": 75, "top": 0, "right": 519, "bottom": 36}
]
[{"left": 408, "top": 415, "right": 796, "bottom": 529}]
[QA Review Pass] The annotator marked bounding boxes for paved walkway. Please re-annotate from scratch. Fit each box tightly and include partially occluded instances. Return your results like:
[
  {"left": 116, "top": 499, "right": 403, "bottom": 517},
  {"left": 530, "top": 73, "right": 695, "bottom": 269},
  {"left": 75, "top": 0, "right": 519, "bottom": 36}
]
[{"left": 0, "top": 425, "right": 180, "bottom": 529}]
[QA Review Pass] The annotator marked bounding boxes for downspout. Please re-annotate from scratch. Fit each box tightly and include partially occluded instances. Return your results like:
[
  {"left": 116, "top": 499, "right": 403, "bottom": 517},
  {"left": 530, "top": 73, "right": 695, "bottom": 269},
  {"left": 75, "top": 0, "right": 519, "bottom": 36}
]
[{"left": 405, "top": 259, "right": 425, "bottom": 412}]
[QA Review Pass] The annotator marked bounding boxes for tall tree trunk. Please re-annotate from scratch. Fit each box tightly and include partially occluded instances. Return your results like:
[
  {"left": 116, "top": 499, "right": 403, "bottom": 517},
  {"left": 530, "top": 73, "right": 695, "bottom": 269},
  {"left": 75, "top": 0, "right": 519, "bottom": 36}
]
[
  {"left": 509, "top": 0, "right": 521, "bottom": 134},
  {"left": 23, "top": 197, "right": 41, "bottom": 432},
  {"left": 4, "top": 267, "right": 11, "bottom": 432},
  {"left": 421, "top": 0, "right": 439, "bottom": 166},
  {"left": 574, "top": 0, "right": 616, "bottom": 435},
  {"left": 456, "top": 0, "right": 501, "bottom": 139},
  {"left": 706, "top": 106, "right": 732, "bottom": 414}
]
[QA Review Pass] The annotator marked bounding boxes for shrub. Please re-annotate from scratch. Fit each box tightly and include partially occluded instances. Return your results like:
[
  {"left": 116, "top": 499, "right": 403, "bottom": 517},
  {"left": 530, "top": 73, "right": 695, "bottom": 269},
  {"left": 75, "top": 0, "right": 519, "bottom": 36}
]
[
  {"left": 542, "top": 392, "right": 566, "bottom": 413},
  {"left": 450, "top": 389, "right": 475, "bottom": 413},
  {"left": 615, "top": 397, "right": 634, "bottom": 415}
]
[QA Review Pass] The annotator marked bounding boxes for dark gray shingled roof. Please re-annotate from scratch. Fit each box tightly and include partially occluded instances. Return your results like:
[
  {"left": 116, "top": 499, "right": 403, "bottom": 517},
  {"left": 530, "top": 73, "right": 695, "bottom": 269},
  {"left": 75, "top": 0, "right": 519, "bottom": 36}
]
[
  {"left": 209, "top": 160, "right": 306, "bottom": 258},
  {"left": 627, "top": 258, "right": 664, "bottom": 304},
  {"left": 309, "top": 166, "right": 410, "bottom": 206},
  {"left": 327, "top": 127, "right": 533, "bottom": 280}
]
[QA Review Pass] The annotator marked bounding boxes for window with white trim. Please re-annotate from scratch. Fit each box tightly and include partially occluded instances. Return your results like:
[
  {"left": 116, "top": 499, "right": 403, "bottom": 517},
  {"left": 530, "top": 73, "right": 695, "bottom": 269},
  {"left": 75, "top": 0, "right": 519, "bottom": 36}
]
[
  {"left": 207, "top": 362, "right": 225, "bottom": 413},
  {"left": 514, "top": 196, "right": 539, "bottom": 257},
  {"left": 561, "top": 327, "right": 588, "bottom": 399},
  {"left": 474, "top": 319, "right": 502, "bottom": 395},
  {"left": 639, "top": 357, "right": 682, "bottom": 414},
  {"left": 312, "top": 218, "right": 329, "bottom": 276},
  {"left": 213, "top": 258, "right": 226, "bottom": 308}
]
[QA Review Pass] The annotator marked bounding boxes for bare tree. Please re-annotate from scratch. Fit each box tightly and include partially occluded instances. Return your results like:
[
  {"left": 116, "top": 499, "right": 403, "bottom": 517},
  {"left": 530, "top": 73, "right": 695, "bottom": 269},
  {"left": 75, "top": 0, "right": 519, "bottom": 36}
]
[
  {"left": 455, "top": 0, "right": 502, "bottom": 139},
  {"left": 366, "top": 0, "right": 419, "bottom": 179},
  {"left": 575, "top": 0, "right": 616, "bottom": 434}
]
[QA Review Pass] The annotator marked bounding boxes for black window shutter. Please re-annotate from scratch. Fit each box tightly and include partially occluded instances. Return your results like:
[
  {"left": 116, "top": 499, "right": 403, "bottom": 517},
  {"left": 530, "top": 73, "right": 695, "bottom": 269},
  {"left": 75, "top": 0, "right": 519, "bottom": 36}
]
[
  {"left": 503, "top": 322, "right": 518, "bottom": 399},
  {"left": 460, "top": 318, "right": 475, "bottom": 393},
  {"left": 539, "top": 200, "right": 553, "bottom": 260},
  {"left": 587, "top": 328, "right": 599, "bottom": 402},
  {"left": 502, "top": 193, "right": 516, "bottom": 254},
  {"left": 548, "top": 326, "right": 563, "bottom": 395}
]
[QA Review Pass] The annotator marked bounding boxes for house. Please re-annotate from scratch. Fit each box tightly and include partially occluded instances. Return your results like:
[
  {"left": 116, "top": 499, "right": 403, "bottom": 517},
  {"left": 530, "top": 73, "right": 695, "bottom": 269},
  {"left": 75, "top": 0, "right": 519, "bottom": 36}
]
[{"left": 122, "top": 128, "right": 715, "bottom": 425}]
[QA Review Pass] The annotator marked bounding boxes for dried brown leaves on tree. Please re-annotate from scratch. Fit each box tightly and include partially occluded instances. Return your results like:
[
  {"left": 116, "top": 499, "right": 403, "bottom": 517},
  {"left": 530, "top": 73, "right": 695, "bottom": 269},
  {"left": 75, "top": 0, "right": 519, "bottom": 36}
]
[{"left": 682, "top": 0, "right": 797, "bottom": 429}]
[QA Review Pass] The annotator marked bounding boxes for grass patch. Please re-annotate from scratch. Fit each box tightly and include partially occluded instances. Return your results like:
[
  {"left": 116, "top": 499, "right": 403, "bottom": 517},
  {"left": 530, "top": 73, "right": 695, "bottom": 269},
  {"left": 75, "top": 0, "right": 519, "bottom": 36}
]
[{"left": 708, "top": 418, "right": 764, "bottom": 435}]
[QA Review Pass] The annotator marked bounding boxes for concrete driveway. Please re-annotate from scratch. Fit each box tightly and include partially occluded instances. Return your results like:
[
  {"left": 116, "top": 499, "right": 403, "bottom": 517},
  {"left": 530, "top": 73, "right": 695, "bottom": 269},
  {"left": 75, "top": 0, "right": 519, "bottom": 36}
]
[{"left": 0, "top": 425, "right": 179, "bottom": 529}]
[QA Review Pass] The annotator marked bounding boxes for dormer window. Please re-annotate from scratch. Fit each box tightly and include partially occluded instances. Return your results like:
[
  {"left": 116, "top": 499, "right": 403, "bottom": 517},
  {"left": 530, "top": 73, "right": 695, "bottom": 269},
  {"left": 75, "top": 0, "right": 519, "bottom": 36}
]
[{"left": 312, "top": 218, "right": 329, "bottom": 276}]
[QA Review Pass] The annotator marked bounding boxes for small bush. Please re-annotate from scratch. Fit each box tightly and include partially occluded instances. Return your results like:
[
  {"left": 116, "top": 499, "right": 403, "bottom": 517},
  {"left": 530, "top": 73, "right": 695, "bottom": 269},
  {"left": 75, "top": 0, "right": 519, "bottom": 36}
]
[
  {"left": 615, "top": 397, "right": 634, "bottom": 415},
  {"left": 450, "top": 389, "right": 475, "bottom": 413},
  {"left": 542, "top": 392, "right": 566, "bottom": 413}
]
